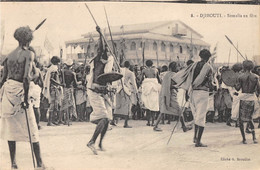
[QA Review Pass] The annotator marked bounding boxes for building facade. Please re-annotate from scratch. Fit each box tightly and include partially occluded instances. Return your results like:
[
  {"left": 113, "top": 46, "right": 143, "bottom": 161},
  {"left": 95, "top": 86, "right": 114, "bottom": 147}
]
[{"left": 65, "top": 20, "right": 210, "bottom": 66}]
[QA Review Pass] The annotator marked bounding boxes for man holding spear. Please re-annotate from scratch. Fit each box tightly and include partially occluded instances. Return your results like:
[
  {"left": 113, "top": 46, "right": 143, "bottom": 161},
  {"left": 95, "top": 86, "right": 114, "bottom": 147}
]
[
  {"left": 85, "top": 4, "right": 123, "bottom": 155},
  {"left": 0, "top": 26, "right": 45, "bottom": 169}
]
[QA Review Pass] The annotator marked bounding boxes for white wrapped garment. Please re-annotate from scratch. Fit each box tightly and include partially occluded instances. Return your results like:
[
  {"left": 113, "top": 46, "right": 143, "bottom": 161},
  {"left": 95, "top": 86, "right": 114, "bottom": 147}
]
[
  {"left": 0, "top": 79, "right": 39, "bottom": 142},
  {"left": 141, "top": 78, "right": 161, "bottom": 111}
]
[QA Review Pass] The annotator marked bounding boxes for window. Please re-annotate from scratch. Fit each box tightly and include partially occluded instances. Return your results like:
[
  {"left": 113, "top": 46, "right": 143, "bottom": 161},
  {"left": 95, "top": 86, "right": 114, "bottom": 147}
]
[
  {"left": 130, "top": 42, "right": 136, "bottom": 51},
  {"left": 170, "top": 44, "right": 174, "bottom": 52},
  {"left": 180, "top": 45, "right": 183, "bottom": 53},
  {"left": 153, "top": 42, "right": 157, "bottom": 51},
  {"left": 161, "top": 42, "right": 166, "bottom": 52}
]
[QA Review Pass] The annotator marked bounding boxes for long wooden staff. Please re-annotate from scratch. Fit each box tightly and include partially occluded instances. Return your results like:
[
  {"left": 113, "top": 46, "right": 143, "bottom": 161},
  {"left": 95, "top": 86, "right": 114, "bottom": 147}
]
[
  {"left": 104, "top": 7, "right": 117, "bottom": 62},
  {"left": 167, "top": 102, "right": 187, "bottom": 145},
  {"left": 20, "top": 18, "right": 47, "bottom": 168},
  {"left": 85, "top": 4, "right": 129, "bottom": 102},
  {"left": 22, "top": 105, "right": 36, "bottom": 168},
  {"left": 85, "top": 4, "right": 120, "bottom": 69},
  {"left": 167, "top": 91, "right": 187, "bottom": 145},
  {"left": 103, "top": 6, "right": 128, "bottom": 100}
]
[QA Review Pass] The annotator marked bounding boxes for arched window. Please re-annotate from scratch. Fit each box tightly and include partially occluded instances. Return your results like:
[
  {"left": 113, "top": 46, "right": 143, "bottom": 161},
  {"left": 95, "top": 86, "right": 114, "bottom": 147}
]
[
  {"left": 170, "top": 44, "right": 174, "bottom": 52},
  {"left": 180, "top": 45, "right": 183, "bottom": 53},
  {"left": 161, "top": 42, "right": 166, "bottom": 52},
  {"left": 130, "top": 42, "right": 136, "bottom": 51},
  {"left": 153, "top": 42, "right": 157, "bottom": 51}
]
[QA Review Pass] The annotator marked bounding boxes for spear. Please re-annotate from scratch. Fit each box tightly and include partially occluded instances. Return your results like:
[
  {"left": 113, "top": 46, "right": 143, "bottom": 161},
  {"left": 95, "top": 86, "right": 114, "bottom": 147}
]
[
  {"left": 224, "top": 35, "right": 246, "bottom": 60},
  {"left": 104, "top": 7, "right": 117, "bottom": 61},
  {"left": 33, "top": 18, "right": 47, "bottom": 32},
  {"left": 19, "top": 18, "right": 47, "bottom": 168},
  {"left": 167, "top": 100, "right": 187, "bottom": 145},
  {"left": 84, "top": 3, "right": 120, "bottom": 69},
  {"left": 22, "top": 105, "right": 36, "bottom": 168},
  {"left": 85, "top": 4, "right": 128, "bottom": 100},
  {"left": 228, "top": 48, "right": 231, "bottom": 67}
]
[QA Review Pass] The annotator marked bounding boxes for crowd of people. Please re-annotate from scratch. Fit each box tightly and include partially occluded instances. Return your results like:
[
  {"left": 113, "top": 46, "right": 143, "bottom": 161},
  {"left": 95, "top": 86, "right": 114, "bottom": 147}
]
[{"left": 0, "top": 25, "right": 259, "bottom": 169}]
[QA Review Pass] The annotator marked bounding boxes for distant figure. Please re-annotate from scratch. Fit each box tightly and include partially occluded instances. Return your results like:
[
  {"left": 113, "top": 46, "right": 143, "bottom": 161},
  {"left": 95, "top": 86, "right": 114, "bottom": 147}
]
[
  {"left": 114, "top": 61, "right": 138, "bottom": 128},
  {"left": 186, "top": 59, "right": 194, "bottom": 67},
  {"left": 60, "top": 59, "right": 80, "bottom": 125},
  {"left": 43, "top": 56, "right": 63, "bottom": 126},
  {"left": 141, "top": 60, "right": 161, "bottom": 126}
]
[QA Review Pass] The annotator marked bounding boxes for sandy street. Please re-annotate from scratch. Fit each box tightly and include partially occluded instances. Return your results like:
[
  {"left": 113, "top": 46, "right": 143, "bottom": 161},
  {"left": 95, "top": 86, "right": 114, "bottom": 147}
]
[{"left": 1, "top": 120, "right": 260, "bottom": 170}]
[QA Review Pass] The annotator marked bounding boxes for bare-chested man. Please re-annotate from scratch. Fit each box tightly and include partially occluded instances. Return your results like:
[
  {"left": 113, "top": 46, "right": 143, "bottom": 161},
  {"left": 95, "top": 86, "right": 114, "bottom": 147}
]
[
  {"left": 0, "top": 26, "right": 44, "bottom": 169},
  {"left": 141, "top": 60, "right": 161, "bottom": 126},
  {"left": 86, "top": 26, "right": 114, "bottom": 155},
  {"left": 234, "top": 60, "right": 260, "bottom": 144}
]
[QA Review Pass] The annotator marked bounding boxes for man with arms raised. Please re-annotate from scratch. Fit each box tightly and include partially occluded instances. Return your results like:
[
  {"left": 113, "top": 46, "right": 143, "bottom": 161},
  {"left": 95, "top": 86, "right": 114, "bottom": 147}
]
[{"left": 86, "top": 26, "right": 115, "bottom": 155}]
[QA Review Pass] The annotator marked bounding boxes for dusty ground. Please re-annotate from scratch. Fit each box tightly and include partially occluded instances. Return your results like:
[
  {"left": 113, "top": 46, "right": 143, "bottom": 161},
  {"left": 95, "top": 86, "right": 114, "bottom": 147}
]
[{"left": 1, "top": 120, "right": 260, "bottom": 170}]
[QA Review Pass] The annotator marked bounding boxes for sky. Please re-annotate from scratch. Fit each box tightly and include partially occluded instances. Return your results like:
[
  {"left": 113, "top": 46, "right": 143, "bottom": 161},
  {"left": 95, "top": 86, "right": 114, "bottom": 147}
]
[{"left": 0, "top": 2, "right": 259, "bottom": 64}]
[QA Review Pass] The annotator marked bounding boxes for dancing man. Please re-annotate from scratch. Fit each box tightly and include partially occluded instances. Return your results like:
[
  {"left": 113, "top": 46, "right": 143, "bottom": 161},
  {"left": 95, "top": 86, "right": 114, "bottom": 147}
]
[
  {"left": 0, "top": 26, "right": 44, "bottom": 169},
  {"left": 86, "top": 26, "right": 115, "bottom": 155}
]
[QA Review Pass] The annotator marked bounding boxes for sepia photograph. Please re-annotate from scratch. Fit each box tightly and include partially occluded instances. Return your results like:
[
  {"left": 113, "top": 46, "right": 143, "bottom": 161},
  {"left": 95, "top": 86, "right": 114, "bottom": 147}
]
[{"left": 0, "top": 2, "right": 259, "bottom": 170}]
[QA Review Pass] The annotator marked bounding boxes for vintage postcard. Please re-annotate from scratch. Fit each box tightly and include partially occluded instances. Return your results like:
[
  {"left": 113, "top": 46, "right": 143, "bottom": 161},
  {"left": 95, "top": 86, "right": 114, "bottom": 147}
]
[{"left": 0, "top": 2, "right": 259, "bottom": 170}]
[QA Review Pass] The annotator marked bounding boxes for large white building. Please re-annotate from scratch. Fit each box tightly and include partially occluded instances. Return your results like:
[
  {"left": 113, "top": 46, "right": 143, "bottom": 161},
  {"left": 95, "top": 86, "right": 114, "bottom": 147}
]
[{"left": 65, "top": 20, "right": 210, "bottom": 66}]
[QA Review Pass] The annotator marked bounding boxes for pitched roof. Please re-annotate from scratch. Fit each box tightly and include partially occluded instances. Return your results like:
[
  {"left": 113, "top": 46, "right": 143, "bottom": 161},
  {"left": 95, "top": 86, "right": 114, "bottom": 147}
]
[
  {"left": 82, "top": 20, "right": 172, "bottom": 37},
  {"left": 81, "top": 20, "right": 203, "bottom": 38}
]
